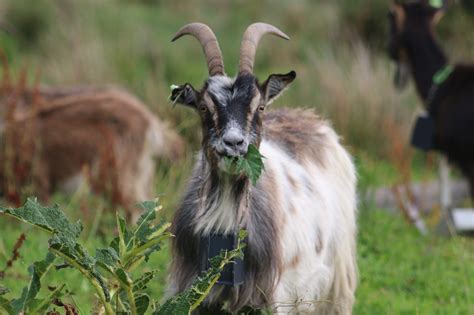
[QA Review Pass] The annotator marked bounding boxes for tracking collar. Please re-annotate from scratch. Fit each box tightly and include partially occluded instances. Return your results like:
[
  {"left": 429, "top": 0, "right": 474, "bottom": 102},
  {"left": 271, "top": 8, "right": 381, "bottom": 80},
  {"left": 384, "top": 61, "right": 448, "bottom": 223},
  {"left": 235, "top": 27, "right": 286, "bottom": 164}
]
[
  {"left": 201, "top": 232, "right": 245, "bottom": 287},
  {"left": 425, "top": 64, "right": 454, "bottom": 108}
]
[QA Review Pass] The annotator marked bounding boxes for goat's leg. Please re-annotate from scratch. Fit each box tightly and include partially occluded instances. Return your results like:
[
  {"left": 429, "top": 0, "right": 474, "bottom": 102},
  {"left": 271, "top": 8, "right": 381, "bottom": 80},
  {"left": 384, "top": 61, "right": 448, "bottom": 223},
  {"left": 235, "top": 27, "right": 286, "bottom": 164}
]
[
  {"left": 438, "top": 155, "right": 452, "bottom": 212},
  {"left": 435, "top": 155, "right": 456, "bottom": 235}
]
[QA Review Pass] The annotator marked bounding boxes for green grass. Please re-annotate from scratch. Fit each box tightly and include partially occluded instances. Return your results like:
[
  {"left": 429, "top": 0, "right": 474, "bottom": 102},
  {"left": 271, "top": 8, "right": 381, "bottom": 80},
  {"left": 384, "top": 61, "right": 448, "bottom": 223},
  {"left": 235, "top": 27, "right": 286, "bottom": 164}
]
[
  {"left": 1, "top": 202, "right": 473, "bottom": 314},
  {"left": 356, "top": 209, "right": 474, "bottom": 315}
]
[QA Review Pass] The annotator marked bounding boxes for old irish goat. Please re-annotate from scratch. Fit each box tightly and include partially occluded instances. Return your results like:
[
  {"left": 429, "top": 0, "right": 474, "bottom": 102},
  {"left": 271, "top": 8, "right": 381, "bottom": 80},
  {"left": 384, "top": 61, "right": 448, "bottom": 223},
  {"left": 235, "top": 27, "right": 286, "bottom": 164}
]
[
  {"left": 0, "top": 76, "right": 183, "bottom": 214},
  {"left": 168, "top": 23, "right": 357, "bottom": 314}
]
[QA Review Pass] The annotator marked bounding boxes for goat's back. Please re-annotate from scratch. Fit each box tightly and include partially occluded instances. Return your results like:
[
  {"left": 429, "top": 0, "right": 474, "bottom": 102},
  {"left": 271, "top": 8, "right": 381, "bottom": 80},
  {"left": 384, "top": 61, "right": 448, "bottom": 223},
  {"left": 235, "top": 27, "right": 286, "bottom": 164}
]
[{"left": 0, "top": 86, "right": 183, "bottom": 208}]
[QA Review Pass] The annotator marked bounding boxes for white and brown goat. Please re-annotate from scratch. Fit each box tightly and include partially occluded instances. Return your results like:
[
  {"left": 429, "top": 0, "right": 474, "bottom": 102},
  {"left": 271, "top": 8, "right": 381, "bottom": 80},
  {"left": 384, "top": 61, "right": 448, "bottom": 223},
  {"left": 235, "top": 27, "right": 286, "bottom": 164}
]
[
  {"left": 168, "top": 23, "right": 357, "bottom": 314},
  {"left": 0, "top": 78, "right": 183, "bottom": 214}
]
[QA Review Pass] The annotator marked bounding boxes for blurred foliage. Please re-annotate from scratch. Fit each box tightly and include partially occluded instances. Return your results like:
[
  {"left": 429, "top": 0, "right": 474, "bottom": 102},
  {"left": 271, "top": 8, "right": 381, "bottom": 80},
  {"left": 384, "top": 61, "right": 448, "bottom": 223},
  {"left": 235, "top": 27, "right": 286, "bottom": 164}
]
[
  {"left": 2, "top": 0, "right": 53, "bottom": 48},
  {"left": 461, "top": 0, "right": 474, "bottom": 14},
  {"left": 338, "top": 0, "right": 391, "bottom": 50}
]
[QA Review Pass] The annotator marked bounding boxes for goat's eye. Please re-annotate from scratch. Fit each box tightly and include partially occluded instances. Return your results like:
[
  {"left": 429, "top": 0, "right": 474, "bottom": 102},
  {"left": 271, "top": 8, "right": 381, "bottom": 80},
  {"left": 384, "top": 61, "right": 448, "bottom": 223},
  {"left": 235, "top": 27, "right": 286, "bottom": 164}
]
[
  {"left": 258, "top": 105, "right": 265, "bottom": 112},
  {"left": 199, "top": 105, "right": 207, "bottom": 113}
]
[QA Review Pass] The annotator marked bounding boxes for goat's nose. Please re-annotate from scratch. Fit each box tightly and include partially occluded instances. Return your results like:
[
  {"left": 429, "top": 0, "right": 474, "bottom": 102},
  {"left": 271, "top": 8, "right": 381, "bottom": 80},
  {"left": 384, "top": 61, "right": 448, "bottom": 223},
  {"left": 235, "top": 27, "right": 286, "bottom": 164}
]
[{"left": 223, "top": 133, "right": 245, "bottom": 149}]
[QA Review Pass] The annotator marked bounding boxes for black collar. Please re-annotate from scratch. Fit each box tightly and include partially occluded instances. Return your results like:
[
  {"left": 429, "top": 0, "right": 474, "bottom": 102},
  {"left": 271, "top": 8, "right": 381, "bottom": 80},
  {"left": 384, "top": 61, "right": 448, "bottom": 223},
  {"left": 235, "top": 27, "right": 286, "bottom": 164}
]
[{"left": 201, "top": 232, "right": 245, "bottom": 287}]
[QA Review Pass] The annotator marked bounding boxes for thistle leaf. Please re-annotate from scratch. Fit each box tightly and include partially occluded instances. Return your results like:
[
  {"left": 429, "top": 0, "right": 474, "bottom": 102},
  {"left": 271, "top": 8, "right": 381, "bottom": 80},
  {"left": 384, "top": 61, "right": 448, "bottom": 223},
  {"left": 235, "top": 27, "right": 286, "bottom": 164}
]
[
  {"left": 133, "top": 270, "right": 158, "bottom": 292},
  {"left": 134, "top": 200, "right": 162, "bottom": 244},
  {"left": 48, "top": 237, "right": 111, "bottom": 302},
  {"left": 116, "top": 213, "right": 133, "bottom": 254},
  {"left": 135, "top": 293, "right": 150, "bottom": 315},
  {"left": 0, "top": 197, "right": 82, "bottom": 240},
  {"left": 115, "top": 268, "right": 133, "bottom": 289},
  {"left": 95, "top": 247, "right": 120, "bottom": 272},
  {"left": 10, "top": 252, "right": 55, "bottom": 313}
]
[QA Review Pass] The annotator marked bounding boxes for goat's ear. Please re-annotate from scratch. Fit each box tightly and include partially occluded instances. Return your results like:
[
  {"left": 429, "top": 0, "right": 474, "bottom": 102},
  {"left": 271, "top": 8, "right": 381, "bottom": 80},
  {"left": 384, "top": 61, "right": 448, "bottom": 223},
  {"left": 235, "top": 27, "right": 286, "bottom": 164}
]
[
  {"left": 391, "top": 1, "right": 406, "bottom": 31},
  {"left": 261, "top": 71, "right": 296, "bottom": 105},
  {"left": 170, "top": 83, "right": 199, "bottom": 108}
]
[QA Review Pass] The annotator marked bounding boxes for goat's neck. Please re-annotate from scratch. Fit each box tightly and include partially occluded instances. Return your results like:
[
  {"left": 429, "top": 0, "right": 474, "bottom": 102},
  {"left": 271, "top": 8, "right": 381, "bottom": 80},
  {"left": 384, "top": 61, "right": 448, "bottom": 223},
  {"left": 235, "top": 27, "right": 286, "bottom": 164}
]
[
  {"left": 405, "top": 30, "right": 448, "bottom": 101},
  {"left": 196, "top": 157, "right": 250, "bottom": 234}
]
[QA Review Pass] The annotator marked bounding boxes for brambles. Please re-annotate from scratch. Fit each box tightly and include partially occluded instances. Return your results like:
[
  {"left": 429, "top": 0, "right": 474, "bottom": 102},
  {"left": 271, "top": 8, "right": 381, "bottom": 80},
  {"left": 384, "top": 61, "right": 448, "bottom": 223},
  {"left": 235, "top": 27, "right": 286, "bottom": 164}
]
[{"left": 0, "top": 198, "right": 246, "bottom": 314}]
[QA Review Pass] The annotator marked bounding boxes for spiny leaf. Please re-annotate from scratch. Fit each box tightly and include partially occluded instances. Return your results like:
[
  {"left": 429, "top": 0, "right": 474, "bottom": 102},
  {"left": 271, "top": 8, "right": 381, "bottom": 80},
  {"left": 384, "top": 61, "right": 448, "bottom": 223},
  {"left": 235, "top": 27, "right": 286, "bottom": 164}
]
[
  {"left": 123, "top": 229, "right": 172, "bottom": 267},
  {"left": 95, "top": 247, "right": 120, "bottom": 272},
  {"left": 134, "top": 200, "right": 164, "bottom": 245},
  {"left": 29, "top": 283, "right": 66, "bottom": 314},
  {"left": 1, "top": 199, "right": 112, "bottom": 311},
  {"left": 10, "top": 252, "right": 55, "bottom": 313},
  {"left": 115, "top": 268, "right": 133, "bottom": 289},
  {"left": 223, "top": 144, "right": 265, "bottom": 185},
  {"left": 116, "top": 213, "right": 133, "bottom": 254},
  {"left": 135, "top": 293, "right": 150, "bottom": 315},
  {"left": 133, "top": 271, "right": 158, "bottom": 292},
  {"left": 49, "top": 237, "right": 110, "bottom": 302},
  {"left": 0, "top": 197, "right": 82, "bottom": 240}
]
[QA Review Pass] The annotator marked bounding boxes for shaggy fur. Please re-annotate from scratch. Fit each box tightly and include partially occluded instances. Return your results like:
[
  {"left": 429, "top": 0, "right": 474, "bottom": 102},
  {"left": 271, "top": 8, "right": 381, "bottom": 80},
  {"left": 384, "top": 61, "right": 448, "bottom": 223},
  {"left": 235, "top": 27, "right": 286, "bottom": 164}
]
[
  {"left": 169, "top": 106, "right": 357, "bottom": 313},
  {"left": 0, "top": 84, "right": 184, "bottom": 215}
]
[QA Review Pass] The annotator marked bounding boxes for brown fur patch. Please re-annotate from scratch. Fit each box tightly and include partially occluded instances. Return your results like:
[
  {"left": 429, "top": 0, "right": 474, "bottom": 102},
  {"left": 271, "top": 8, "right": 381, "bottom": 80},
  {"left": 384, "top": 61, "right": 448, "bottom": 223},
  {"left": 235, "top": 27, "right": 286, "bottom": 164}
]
[
  {"left": 263, "top": 108, "right": 330, "bottom": 166},
  {"left": 288, "top": 254, "right": 301, "bottom": 269},
  {"left": 0, "top": 85, "right": 183, "bottom": 215},
  {"left": 391, "top": 2, "right": 406, "bottom": 32}
]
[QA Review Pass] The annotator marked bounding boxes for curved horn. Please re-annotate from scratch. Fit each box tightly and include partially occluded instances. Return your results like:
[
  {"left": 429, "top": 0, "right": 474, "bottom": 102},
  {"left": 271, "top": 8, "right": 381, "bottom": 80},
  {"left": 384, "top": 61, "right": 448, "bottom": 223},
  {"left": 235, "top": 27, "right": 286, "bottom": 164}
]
[
  {"left": 172, "top": 23, "right": 224, "bottom": 76},
  {"left": 238, "top": 23, "right": 290, "bottom": 74}
]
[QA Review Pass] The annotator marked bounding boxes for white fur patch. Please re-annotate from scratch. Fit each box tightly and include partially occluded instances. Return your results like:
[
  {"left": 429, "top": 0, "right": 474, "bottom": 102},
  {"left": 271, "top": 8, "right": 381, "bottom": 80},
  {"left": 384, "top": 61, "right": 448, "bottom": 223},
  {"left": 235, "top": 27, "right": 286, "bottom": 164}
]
[
  {"left": 259, "top": 139, "right": 357, "bottom": 313},
  {"left": 193, "top": 184, "right": 238, "bottom": 235},
  {"left": 207, "top": 75, "right": 235, "bottom": 106}
]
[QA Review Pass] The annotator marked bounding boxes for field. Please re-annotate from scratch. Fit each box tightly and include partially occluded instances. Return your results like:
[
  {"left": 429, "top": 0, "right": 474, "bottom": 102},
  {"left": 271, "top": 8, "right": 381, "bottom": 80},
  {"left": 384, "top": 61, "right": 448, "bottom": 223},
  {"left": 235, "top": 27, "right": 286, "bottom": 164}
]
[{"left": 0, "top": 0, "right": 474, "bottom": 314}]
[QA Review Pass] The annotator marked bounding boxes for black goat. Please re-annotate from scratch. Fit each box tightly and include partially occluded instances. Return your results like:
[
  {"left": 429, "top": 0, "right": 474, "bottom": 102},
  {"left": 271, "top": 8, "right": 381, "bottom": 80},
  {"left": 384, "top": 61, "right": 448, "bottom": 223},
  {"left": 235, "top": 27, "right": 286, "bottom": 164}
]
[{"left": 388, "top": 0, "right": 474, "bottom": 201}]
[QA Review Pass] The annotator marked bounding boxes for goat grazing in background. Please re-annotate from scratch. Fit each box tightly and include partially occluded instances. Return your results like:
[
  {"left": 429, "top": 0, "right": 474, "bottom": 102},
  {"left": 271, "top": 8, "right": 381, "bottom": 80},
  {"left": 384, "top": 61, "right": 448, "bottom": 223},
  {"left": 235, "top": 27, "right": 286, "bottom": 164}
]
[
  {"left": 168, "top": 22, "right": 357, "bottom": 314},
  {"left": 0, "top": 69, "right": 183, "bottom": 215},
  {"left": 389, "top": 0, "right": 474, "bottom": 202}
]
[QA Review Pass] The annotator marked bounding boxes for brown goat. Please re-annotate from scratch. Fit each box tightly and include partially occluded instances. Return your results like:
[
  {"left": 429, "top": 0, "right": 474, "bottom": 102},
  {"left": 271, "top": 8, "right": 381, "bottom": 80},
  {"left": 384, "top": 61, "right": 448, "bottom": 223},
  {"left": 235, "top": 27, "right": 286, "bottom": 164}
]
[{"left": 0, "top": 78, "right": 184, "bottom": 213}]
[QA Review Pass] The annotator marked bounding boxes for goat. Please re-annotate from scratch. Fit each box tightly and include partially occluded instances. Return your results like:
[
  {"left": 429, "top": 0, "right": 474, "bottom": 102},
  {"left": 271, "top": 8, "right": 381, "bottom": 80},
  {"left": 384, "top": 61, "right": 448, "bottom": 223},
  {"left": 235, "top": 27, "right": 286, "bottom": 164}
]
[
  {"left": 0, "top": 73, "right": 184, "bottom": 215},
  {"left": 388, "top": 0, "right": 474, "bottom": 201},
  {"left": 168, "top": 23, "right": 357, "bottom": 314}
]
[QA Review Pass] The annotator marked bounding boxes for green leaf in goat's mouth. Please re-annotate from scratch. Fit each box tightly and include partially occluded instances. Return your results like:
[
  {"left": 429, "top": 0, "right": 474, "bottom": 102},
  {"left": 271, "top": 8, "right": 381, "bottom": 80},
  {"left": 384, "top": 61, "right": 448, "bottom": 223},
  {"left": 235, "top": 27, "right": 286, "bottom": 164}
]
[{"left": 223, "top": 144, "right": 265, "bottom": 185}]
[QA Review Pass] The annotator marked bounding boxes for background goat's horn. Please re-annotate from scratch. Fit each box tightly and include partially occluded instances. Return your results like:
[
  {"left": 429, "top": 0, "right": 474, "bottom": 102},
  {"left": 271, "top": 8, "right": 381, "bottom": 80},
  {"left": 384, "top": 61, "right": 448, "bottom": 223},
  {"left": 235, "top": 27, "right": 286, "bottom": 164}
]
[
  {"left": 172, "top": 23, "right": 225, "bottom": 76},
  {"left": 238, "top": 23, "right": 290, "bottom": 74}
]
